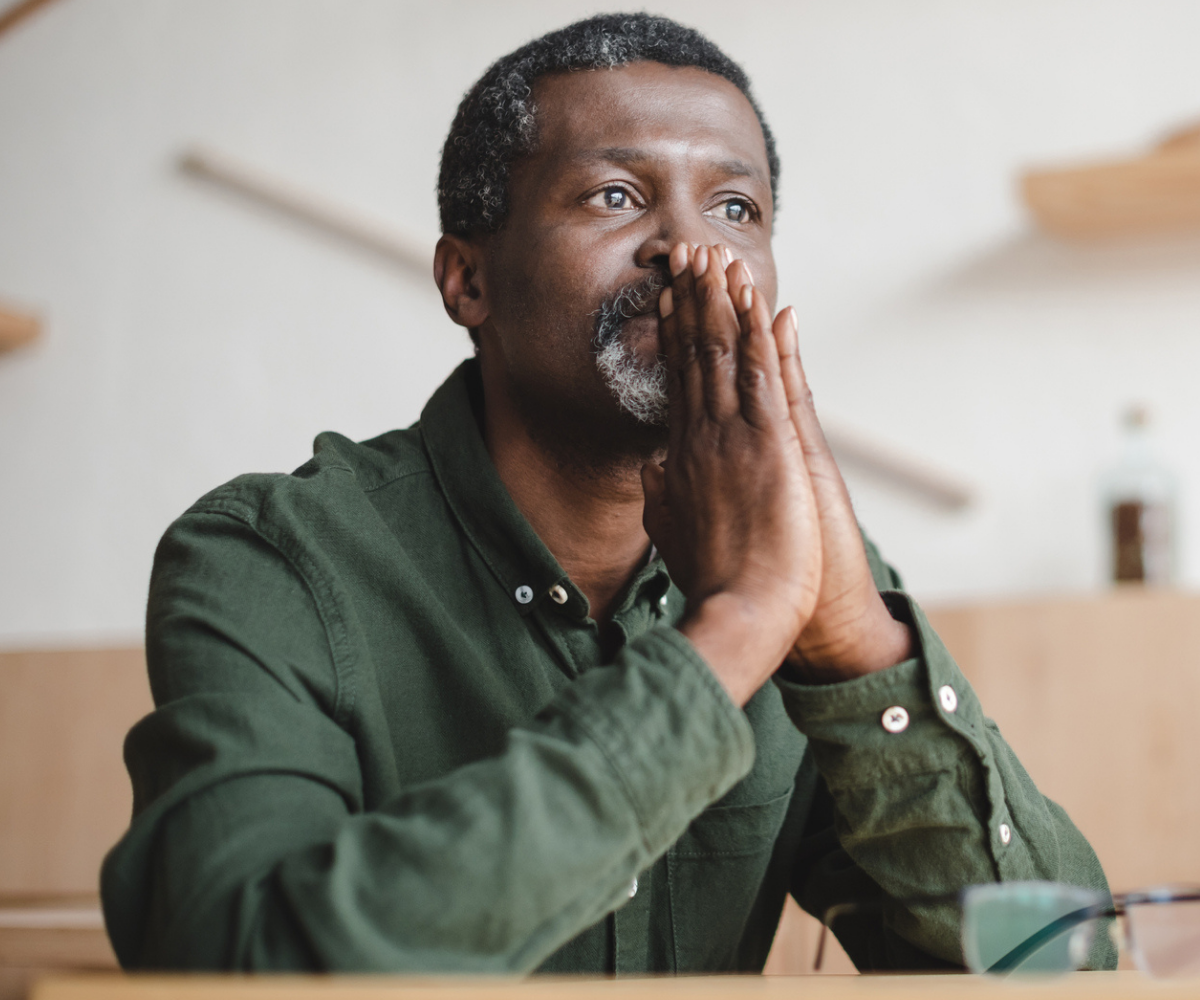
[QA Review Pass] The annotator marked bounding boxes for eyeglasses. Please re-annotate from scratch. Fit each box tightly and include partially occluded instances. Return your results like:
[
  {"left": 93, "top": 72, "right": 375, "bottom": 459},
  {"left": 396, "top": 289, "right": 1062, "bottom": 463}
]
[{"left": 816, "top": 880, "right": 1200, "bottom": 977}]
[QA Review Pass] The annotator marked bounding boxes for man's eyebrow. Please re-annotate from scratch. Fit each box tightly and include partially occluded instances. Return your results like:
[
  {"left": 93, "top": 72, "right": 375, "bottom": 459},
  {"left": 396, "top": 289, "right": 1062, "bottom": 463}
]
[
  {"left": 575, "top": 147, "right": 765, "bottom": 182},
  {"left": 710, "top": 158, "right": 759, "bottom": 180}
]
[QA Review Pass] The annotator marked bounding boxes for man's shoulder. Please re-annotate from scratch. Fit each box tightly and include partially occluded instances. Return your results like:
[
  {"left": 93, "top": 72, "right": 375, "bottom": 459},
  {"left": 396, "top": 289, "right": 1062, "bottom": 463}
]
[{"left": 181, "top": 423, "right": 433, "bottom": 530}]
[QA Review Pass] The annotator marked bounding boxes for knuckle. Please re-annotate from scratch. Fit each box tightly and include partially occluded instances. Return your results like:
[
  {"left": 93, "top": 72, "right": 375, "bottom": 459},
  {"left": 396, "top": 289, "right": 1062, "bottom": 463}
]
[
  {"left": 737, "top": 365, "right": 768, "bottom": 394},
  {"left": 698, "top": 339, "right": 734, "bottom": 371}
]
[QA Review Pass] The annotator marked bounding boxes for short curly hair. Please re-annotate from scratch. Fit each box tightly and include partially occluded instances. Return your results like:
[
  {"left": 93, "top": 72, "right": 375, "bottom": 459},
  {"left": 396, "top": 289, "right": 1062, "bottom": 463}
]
[{"left": 437, "top": 12, "right": 780, "bottom": 236}]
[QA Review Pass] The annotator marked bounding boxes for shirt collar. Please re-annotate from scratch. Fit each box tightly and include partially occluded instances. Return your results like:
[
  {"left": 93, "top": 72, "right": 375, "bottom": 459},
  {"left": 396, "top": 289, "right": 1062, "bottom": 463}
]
[{"left": 420, "top": 359, "right": 583, "bottom": 617}]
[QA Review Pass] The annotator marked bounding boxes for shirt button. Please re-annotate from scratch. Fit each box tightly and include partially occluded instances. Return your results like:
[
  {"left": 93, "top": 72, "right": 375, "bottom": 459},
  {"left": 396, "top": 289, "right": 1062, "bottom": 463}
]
[
  {"left": 549, "top": 584, "right": 568, "bottom": 605},
  {"left": 999, "top": 822, "right": 1012, "bottom": 845},
  {"left": 938, "top": 685, "right": 958, "bottom": 713},
  {"left": 514, "top": 585, "right": 533, "bottom": 605},
  {"left": 881, "top": 706, "right": 909, "bottom": 733},
  {"left": 628, "top": 876, "right": 638, "bottom": 898}
]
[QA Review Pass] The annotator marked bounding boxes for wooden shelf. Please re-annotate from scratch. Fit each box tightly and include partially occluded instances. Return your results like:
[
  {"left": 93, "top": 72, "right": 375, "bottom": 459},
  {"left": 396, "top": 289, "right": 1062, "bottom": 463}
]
[{"left": 1023, "top": 119, "right": 1200, "bottom": 240}]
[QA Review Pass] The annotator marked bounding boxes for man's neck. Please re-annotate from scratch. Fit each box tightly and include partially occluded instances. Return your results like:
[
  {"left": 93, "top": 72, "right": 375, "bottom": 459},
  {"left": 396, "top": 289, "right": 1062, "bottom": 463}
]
[{"left": 480, "top": 369, "right": 658, "bottom": 633}]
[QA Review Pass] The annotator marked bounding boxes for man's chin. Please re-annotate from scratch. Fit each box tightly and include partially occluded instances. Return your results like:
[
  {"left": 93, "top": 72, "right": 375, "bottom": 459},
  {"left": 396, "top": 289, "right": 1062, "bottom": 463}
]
[
  {"left": 596, "top": 335, "right": 668, "bottom": 430},
  {"left": 621, "top": 313, "right": 663, "bottom": 364}
]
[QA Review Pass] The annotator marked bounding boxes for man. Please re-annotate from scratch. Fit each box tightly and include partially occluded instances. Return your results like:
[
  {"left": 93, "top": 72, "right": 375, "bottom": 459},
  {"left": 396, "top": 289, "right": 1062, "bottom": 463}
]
[{"left": 102, "top": 13, "right": 1112, "bottom": 974}]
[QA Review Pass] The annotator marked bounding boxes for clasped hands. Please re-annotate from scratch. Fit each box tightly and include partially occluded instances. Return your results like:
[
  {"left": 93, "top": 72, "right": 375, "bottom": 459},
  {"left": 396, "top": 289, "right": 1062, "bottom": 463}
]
[{"left": 641, "top": 242, "right": 912, "bottom": 706}]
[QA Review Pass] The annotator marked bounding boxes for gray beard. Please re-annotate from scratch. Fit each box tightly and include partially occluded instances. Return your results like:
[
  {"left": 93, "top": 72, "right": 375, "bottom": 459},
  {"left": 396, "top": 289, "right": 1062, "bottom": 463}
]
[{"left": 592, "top": 273, "right": 669, "bottom": 426}]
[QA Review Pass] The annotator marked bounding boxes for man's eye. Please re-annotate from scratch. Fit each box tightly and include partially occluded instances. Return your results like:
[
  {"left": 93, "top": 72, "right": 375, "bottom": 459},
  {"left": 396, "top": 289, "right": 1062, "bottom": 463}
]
[
  {"left": 602, "top": 188, "right": 630, "bottom": 209},
  {"left": 723, "top": 199, "right": 752, "bottom": 223}
]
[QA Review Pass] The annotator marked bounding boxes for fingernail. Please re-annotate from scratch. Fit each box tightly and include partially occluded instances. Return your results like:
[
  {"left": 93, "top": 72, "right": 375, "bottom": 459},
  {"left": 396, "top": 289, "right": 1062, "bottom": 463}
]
[
  {"left": 693, "top": 245, "right": 709, "bottom": 277},
  {"left": 723, "top": 246, "right": 733, "bottom": 266},
  {"left": 739, "top": 284, "right": 753, "bottom": 312},
  {"left": 669, "top": 244, "right": 688, "bottom": 277},
  {"left": 744, "top": 262, "right": 754, "bottom": 285},
  {"left": 659, "top": 287, "right": 674, "bottom": 318},
  {"left": 787, "top": 306, "right": 798, "bottom": 332}
]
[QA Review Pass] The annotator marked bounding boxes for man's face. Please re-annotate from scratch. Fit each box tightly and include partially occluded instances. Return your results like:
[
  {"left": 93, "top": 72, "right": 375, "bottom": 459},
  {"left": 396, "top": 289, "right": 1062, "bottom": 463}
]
[{"left": 478, "top": 60, "right": 777, "bottom": 462}]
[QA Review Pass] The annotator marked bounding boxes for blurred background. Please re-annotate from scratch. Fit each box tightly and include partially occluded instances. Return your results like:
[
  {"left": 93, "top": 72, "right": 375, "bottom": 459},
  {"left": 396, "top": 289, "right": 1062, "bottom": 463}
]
[
  {"left": 2, "top": 0, "right": 1200, "bottom": 992},
  {"left": 3, "top": 0, "right": 1200, "bottom": 642}
]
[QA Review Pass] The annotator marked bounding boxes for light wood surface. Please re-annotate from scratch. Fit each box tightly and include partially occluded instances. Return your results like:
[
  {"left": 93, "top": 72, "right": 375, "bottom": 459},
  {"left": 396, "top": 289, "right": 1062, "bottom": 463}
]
[
  {"left": 0, "top": 647, "right": 141, "bottom": 997},
  {"left": 26, "top": 971, "right": 1200, "bottom": 1000},
  {"left": 0, "top": 899, "right": 116, "bottom": 1000},
  {"left": 0, "top": 648, "right": 151, "bottom": 896},
  {"left": 925, "top": 588, "right": 1200, "bottom": 891},
  {"left": 0, "top": 927, "right": 112, "bottom": 970}
]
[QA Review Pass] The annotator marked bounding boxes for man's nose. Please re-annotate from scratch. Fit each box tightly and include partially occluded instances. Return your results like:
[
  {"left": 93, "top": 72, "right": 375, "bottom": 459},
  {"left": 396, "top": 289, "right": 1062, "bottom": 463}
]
[{"left": 634, "top": 215, "right": 710, "bottom": 272}]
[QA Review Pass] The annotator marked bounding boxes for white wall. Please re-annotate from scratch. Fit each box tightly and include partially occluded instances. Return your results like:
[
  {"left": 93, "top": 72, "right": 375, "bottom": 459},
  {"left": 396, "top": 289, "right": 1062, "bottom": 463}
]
[{"left": 2, "top": 0, "right": 1199, "bottom": 646}]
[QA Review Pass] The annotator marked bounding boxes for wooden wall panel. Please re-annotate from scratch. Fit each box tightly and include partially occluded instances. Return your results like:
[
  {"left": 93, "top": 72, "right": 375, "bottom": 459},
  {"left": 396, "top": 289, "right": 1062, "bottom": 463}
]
[
  {"left": 0, "top": 649, "right": 151, "bottom": 896},
  {"left": 925, "top": 589, "right": 1200, "bottom": 892}
]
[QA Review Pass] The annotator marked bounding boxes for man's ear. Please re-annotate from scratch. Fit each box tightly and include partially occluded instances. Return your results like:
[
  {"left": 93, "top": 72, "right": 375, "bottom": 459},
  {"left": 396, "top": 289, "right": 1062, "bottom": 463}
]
[{"left": 434, "top": 234, "right": 489, "bottom": 329}]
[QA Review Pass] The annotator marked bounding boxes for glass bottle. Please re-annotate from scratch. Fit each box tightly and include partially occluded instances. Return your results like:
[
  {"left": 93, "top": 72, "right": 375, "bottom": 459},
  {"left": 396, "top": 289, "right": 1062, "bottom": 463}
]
[{"left": 1104, "top": 405, "right": 1176, "bottom": 586}]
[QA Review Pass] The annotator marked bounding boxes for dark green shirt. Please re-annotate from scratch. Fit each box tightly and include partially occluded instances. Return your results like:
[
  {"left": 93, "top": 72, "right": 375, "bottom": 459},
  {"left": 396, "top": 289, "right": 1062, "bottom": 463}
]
[{"left": 101, "top": 360, "right": 1113, "bottom": 974}]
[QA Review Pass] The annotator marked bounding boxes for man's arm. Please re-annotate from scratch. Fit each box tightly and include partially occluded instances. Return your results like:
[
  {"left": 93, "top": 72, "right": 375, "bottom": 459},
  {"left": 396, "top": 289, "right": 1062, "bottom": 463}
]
[
  {"left": 104, "top": 245, "right": 823, "bottom": 972},
  {"left": 777, "top": 543, "right": 1116, "bottom": 970},
  {"left": 102, "top": 508, "right": 758, "bottom": 971}
]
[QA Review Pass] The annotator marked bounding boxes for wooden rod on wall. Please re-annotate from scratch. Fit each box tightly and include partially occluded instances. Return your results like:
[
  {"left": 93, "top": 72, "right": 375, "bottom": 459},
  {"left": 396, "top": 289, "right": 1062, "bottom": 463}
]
[
  {"left": 178, "top": 147, "right": 432, "bottom": 276},
  {"left": 0, "top": 306, "right": 40, "bottom": 353},
  {"left": 0, "top": 0, "right": 63, "bottom": 39},
  {"left": 823, "top": 425, "right": 973, "bottom": 511}
]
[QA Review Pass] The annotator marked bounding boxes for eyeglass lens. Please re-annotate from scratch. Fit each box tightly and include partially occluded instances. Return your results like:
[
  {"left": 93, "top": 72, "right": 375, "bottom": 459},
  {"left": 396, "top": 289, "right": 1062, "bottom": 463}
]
[
  {"left": 961, "top": 881, "right": 1103, "bottom": 975},
  {"left": 1126, "top": 897, "right": 1200, "bottom": 978}
]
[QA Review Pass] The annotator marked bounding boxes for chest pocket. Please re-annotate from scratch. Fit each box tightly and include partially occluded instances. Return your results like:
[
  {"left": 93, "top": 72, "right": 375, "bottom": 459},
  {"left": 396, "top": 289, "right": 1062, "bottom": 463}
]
[
  {"left": 667, "top": 787, "right": 794, "bottom": 971},
  {"left": 666, "top": 682, "right": 805, "bottom": 971}
]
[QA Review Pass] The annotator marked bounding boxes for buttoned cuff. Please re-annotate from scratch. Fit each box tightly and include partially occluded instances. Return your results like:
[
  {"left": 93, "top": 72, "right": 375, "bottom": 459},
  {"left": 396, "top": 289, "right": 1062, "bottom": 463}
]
[{"left": 773, "top": 592, "right": 1017, "bottom": 865}]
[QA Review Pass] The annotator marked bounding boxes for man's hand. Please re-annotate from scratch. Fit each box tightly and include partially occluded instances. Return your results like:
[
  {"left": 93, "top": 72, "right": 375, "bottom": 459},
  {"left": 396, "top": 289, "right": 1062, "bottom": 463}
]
[
  {"left": 641, "top": 243, "right": 822, "bottom": 706},
  {"left": 769, "top": 290, "right": 914, "bottom": 683}
]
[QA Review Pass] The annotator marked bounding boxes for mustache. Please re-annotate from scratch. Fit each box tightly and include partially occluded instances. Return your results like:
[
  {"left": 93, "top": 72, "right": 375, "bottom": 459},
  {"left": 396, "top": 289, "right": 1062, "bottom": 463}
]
[{"left": 591, "top": 271, "right": 668, "bottom": 350}]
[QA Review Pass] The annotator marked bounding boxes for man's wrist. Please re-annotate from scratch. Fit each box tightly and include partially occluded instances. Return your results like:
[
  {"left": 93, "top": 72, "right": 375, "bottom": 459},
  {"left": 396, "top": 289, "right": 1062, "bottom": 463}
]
[
  {"left": 786, "top": 597, "right": 914, "bottom": 684},
  {"left": 678, "top": 592, "right": 799, "bottom": 707}
]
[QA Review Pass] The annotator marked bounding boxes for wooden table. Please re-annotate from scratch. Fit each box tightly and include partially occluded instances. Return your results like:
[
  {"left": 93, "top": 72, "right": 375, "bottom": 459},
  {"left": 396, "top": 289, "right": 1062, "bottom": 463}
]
[{"left": 24, "top": 973, "right": 1200, "bottom": 1000}]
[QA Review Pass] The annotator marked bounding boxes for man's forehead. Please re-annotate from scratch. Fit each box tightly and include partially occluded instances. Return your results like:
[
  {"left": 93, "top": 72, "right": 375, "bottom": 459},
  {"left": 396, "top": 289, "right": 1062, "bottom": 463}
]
[
  {"left": 572, "top": 145, "right": 766, "bottom": 186},
  {"left": 530, "top": 62, "right": 769, "bottom": 174}
]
